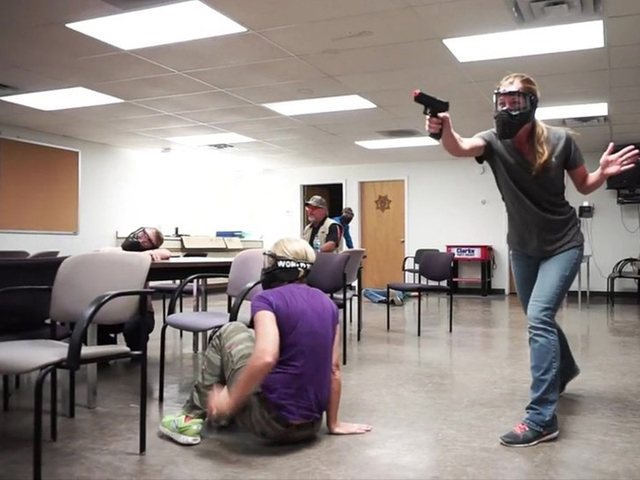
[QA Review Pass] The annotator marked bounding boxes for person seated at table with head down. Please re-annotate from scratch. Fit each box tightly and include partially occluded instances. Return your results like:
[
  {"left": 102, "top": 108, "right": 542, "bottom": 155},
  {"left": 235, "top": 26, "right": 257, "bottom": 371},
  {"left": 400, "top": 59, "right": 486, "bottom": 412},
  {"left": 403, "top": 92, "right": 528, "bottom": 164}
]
[
  {"left": 97, "top": 226, "right": 171, "bottom": 350},
  {"left": 159, "top": 237, "right": 372, "bottom": 446}
]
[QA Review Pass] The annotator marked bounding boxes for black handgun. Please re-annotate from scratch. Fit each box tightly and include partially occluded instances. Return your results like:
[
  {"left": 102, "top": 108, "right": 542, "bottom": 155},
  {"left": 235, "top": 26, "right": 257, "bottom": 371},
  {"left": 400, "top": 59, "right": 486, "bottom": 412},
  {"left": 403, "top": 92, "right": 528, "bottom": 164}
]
[{"left": 413, "top": 90, "right": 449, "bottom": 140}]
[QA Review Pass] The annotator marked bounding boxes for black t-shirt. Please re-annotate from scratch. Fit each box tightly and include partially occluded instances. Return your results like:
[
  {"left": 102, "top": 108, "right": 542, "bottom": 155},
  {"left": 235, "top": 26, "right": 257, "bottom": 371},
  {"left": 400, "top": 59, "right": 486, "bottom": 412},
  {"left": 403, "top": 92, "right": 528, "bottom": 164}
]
[{"left": 309, "top": 218, "right": 341, "bottom": 247}]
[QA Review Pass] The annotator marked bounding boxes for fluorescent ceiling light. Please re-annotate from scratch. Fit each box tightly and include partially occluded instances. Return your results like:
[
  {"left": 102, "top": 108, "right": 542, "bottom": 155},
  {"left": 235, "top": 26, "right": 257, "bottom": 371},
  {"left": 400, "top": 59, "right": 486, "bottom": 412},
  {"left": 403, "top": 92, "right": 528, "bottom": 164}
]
[
  {"left": 355, "top": 137, "right": 439, "bottom": 150},
  {"left": 65, "top": 0, "right": 247, "bottom": 50},
  {"left": 167, "top": 132, "right": 256, "bottom": 146},
  {"left": 263, "top": 95, "right": 377, "bottom": 116},
  {"left": 536, "top": 102, "right": 608, "bottom": 120},
  {"left": 443, "top": 20, "right": 604, "bottom": 62},
  {"left": 0, "top": 87, "right": 123, "bottom": 111}
]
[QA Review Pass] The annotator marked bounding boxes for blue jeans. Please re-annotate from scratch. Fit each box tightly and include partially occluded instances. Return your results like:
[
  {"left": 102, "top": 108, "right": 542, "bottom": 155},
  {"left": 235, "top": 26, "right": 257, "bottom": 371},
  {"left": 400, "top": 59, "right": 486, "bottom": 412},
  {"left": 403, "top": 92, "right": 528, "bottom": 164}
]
[{"left": 510, "top": 246, "right": 583, "bottom": 432}]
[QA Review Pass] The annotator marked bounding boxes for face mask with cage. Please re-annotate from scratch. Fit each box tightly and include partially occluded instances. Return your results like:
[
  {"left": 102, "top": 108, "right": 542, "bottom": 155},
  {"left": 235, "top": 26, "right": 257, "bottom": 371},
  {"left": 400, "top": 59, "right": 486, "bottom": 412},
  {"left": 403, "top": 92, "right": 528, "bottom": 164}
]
[
  {"left": 493, "top": 90, "right": 538, "bottom": 140},
  {"left": 121, "top": 227, "right": 157, "bottom": 252}
]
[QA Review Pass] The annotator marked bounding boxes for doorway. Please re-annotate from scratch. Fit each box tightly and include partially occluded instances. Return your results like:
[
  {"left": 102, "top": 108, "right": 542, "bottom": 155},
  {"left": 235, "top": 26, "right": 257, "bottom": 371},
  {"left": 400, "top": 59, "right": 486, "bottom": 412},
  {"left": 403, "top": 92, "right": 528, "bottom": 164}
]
[
  {"left": 301, "top": 183, "right": 344, "bottom": 229},
  {"left": 360, "top": 179, "right": 406, "bottom": 288}
]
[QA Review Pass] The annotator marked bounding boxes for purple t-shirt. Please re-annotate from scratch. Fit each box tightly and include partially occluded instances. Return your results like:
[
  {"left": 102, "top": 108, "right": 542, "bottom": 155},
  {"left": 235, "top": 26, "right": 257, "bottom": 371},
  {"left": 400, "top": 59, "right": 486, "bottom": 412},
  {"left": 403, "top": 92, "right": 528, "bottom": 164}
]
[{"left": 250, "top": 282, "right": 338, "bottom": 422}]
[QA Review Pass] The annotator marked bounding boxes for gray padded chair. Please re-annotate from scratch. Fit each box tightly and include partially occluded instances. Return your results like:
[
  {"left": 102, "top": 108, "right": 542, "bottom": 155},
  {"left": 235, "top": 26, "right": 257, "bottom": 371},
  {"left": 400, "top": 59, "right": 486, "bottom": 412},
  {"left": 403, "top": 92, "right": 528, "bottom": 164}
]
[
  {"left": 0, "top": 252, "right": 152, "bottom": 480},
  {"left": 0, "top": 250, "right": 30, "bottom": 259},
  {"left": 387, "top": 251, "right": 454, "bottom": 336},
  {"left": 403, "top": 248, "right": 439, "bottom": 283},
  {"left": 158, "top": 248, "right": 264, "bottom": 402},
  {"left": 28, "top": 251, "right": 60, "bottom": 259},
  {"left": 307, "top": 252, "right": 350, "bottom": 365},
  {"left": 330, "top": 249, "right": 366, "bottom": 340}
]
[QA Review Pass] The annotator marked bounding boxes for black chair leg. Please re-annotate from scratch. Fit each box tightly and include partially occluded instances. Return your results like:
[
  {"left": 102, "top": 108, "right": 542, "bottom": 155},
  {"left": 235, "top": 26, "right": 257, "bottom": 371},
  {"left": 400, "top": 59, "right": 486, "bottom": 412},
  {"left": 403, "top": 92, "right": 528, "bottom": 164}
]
[
  {"left": 386, "top": 286, "right": 391, "bottom": 331},
  {"left": 68, "top": 370, "right": 76, "bottom": 419},
  {"left": 34, "top": 366, "right": 55, "bottom": 480},
  {"left": 50, "top": 369, "right": 57, "bottom": 441},
  {"left": 159, "top": 323, "right": 169, "bottom": 402},
  {"left": 3, "top": 375, "right": 9, "bottom": 411},
  {"left": 140, "top": 350, "right": 147, "bottom": 454},
  {"left": 449, "top": 291, "right": 453, "bottom": 333},
  {"left": 342, "top": 305, "right": 347, "bottom": 366},
  {"left": 417, "top": 293, "right": 422, "bottom": 336},
  {"left": 15, "top": 375, "right": 20, "bottom": 389}
]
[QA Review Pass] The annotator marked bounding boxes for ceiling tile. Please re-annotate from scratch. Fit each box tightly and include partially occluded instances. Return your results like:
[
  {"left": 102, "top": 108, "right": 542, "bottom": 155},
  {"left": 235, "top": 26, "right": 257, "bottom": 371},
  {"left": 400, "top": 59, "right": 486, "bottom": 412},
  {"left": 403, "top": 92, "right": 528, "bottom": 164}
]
[
  {"left": 134, "top": 91, "right": 250, "bottom": 113},
  {"left": 134, "top": 125, "right": 225, "bottom": 137},
  {"left": 210, "top": 116, "right": 304, "bottom": 134},
  {"left": 207, "top": 0, "right": 409, "bottom": 30},
  {"left": 186, "top": 59, "right": 327, "bottom": 89},
  {"left": 610, "top": 68, "right": 640, "bottom": 87},
  {"left": 178, "top": 105, "right": 278, "bottom": 123},
  {"left": 301, "top": 39, "right": 457, "bottom": 77},
  {"left": 607, "top": 14, "right": 640, "bottom": 47},
  {"left": 260, "top": 8, "right": 437, "bottom": 56},
  {"left": 229, "top": 77, "right": 355, "bottom": 103},
  {"left": 105, "top": 115, "right": 198, "bottom": 130},
  {"left": 610, "top": 45, "right": 640, "bottom": 69},
  {"left": 135, "top": 33, "right": 292, "bottom": 71},
  {"left": 460, "top": 49, "right": 609, "bottom": 82},
  {"left": 95, "top": 74, "right": 214, "bottom": 101}
]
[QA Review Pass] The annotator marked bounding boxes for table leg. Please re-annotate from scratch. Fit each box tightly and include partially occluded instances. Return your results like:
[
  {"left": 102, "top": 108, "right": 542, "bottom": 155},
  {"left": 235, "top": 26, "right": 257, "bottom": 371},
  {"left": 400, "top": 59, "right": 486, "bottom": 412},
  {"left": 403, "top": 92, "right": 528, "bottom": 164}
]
[{"left": 587, "top": 257, "right": 590, "bottom": 305}]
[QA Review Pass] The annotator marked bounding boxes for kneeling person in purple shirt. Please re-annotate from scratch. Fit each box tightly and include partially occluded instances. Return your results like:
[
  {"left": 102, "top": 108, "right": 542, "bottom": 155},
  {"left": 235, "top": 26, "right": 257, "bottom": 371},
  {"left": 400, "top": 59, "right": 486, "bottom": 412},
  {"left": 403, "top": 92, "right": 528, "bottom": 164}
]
[{"left": 160, "top": 237, "right": 372, "bottom": 445}]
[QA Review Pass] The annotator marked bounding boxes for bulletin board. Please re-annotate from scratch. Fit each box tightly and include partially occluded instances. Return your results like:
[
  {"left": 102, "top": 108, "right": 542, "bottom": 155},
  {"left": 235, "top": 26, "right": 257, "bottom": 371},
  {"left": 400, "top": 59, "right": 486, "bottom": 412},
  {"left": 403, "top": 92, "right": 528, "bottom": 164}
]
[{"left": 0, "top": 137, "right": 79, "bottom": 234}]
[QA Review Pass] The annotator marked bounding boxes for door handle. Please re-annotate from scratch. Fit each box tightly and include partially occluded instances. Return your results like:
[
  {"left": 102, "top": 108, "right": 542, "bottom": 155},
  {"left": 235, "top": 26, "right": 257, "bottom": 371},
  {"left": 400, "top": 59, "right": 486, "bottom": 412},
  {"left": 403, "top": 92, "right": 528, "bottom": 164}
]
[{"left": 400, "top": 238, "right": 405, "bottom": 243}]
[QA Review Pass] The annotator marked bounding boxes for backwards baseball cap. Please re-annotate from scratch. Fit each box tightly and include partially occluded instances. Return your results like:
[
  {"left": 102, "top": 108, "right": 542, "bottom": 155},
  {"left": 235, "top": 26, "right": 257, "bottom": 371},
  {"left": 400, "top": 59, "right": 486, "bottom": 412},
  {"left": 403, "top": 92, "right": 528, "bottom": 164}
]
[{"left": 305, "top": 195, "right": 328, "bottom": 210}]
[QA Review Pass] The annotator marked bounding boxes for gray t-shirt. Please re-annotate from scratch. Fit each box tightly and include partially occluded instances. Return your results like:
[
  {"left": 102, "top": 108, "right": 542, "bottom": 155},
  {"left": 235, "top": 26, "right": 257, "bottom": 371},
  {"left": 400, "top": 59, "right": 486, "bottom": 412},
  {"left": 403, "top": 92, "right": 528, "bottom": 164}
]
[{"left": 474, "top": 127, "right": 584, "bottom": 258}]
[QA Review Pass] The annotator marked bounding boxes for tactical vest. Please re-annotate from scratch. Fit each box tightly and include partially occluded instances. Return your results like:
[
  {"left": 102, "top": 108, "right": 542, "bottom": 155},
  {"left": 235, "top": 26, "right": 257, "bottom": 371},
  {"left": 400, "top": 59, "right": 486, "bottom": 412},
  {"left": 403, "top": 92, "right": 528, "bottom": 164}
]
[{"left": 303, "top": 216, "right": 344, "bottom": 252}]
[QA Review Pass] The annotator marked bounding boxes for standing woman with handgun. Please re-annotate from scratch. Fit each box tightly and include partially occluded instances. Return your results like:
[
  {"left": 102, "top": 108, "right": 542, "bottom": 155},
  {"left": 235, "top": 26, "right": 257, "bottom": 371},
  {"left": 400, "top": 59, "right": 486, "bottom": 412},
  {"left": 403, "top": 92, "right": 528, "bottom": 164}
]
[{"left": 426, "top": 72, "right": 639, "bottom": 447}]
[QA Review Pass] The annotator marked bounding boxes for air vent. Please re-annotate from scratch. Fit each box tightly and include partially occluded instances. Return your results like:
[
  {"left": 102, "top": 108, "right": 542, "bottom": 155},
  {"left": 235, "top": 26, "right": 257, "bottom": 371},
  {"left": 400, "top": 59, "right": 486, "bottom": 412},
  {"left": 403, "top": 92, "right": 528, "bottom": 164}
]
[
  {"left": 563, "top": 116, "right": 607, "bottom": 127},
  {"left": 375, "top": 129, "right": 423, "bottom": 138},
  {"left": 512, "top": 0, "right": 602, "bottom": 24}
]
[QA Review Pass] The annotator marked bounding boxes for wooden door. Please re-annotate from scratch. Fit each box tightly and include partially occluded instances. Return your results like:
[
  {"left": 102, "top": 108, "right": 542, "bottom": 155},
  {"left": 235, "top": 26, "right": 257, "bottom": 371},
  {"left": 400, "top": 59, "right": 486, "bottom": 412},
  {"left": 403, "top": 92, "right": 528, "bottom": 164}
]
[{"left": 360, "top": 180, "right": 405, "bottom": 288}]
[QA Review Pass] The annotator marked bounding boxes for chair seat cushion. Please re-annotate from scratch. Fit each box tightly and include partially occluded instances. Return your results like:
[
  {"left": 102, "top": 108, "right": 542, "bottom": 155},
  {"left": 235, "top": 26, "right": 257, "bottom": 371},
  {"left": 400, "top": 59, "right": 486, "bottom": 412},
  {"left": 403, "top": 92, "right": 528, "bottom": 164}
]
[
  {"left": 0, "top": 340, "right": 68, "bottom": 375},
  {"left": 331, "top": 291, "right": 355, "bottom": 303},
  {"left": 80, "top": 344, "right": 131, "bottom": 360},
  {"left": 388, "top": 283, "right": 449, "bottom": 293},
  {"left": 166, "top": 312, "right": 229, "bottom": 332}
]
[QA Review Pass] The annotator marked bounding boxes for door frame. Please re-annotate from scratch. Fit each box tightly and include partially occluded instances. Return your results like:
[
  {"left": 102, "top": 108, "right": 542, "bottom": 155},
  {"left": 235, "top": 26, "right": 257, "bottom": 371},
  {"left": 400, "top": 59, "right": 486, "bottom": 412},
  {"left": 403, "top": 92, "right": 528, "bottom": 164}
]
[
  {"left": 358, "top": 176, "right": 409, "bottom": 270},
  {"left": 300, "top": 180, "right": 347, "bottom": 233}
]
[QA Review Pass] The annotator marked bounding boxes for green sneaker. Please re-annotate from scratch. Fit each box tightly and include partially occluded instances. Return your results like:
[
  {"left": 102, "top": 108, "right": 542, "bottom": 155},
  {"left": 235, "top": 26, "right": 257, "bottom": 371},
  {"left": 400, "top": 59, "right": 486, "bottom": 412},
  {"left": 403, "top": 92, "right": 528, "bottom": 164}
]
[{"left": 159, "top": 413, "right": 204, "bottom": 445}]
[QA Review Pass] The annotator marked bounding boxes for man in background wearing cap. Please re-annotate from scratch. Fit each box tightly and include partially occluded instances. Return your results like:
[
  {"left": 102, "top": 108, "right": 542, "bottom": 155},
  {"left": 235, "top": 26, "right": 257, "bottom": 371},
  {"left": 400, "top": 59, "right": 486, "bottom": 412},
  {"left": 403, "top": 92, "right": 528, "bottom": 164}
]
[
  {"left": 302, "top": 195, "right": 344, "bottom": 253},
  {"left": 332, "top": 207, "right": 355, "bottom": 249}
]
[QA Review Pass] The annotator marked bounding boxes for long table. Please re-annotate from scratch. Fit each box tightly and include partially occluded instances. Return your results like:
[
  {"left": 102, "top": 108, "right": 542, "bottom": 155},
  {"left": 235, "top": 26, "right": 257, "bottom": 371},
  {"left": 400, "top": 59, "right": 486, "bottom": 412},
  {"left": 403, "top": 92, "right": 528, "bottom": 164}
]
[{"left": 148, "top": 257, "right": 233, "bottom": 281}]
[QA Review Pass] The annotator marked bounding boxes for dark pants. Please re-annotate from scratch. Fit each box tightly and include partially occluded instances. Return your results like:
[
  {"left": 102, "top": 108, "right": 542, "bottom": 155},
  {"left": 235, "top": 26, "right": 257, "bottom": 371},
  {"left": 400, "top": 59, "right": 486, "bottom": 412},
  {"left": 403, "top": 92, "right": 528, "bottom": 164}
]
[{"left": 97, "top": 309, "right": 155, "bottom": 351}]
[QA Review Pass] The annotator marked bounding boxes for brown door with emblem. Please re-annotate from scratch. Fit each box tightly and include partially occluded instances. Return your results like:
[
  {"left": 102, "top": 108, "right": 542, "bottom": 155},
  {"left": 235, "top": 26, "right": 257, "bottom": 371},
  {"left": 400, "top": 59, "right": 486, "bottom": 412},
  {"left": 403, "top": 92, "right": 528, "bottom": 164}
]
[{"left": 360, "top": 180, "right": 405, "bottom": 288}]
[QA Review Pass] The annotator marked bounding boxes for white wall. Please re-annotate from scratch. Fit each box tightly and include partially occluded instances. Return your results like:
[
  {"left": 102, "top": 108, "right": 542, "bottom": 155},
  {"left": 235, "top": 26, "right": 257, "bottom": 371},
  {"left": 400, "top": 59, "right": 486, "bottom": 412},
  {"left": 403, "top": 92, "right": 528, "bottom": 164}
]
[{"left": 1, "top": 122, "right": 638, "bottom": 293}]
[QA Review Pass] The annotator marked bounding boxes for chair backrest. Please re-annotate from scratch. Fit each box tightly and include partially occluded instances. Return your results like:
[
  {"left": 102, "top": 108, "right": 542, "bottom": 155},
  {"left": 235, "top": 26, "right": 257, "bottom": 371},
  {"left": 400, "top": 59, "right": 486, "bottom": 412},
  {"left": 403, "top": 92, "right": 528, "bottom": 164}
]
[
  {"left": 340, "top": 248, "right": 366, "bottom": 285},
  {"left": 307, "top": 252, "right": 350, "bottom": 294},
  {"left": 414, "top": 248, "right": 439, "bottom": 264},
  {"left": 28, "top": 250, "right": 60, "bottom": 259},
  {"left": 419, "top": 251, "right": 455, "bottom": 282},
  {"left": 0, "top": 250, "right": 30, "bottom": 259},
  {"left": 226, "top": 249, "right": 264, "bottom": 300},
  {"left": 50, "top": 252, "right": 151, "bottom": 325},
  {"left": 0, "top": 256, "right": 67, "bottom": 333}
]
